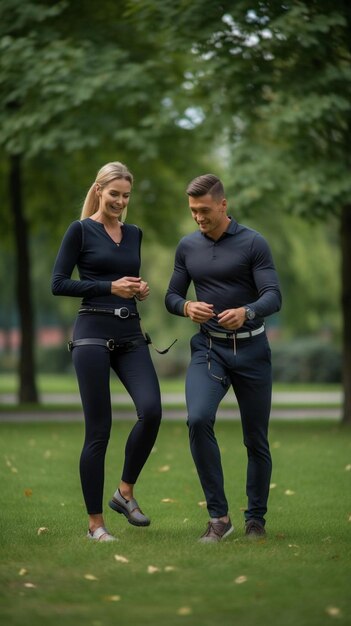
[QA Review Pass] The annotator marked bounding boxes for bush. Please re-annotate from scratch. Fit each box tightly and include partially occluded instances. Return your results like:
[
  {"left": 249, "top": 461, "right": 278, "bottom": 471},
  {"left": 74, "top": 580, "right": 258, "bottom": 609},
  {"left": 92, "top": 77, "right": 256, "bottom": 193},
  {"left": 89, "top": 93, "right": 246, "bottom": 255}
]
[{"left": 271, "top": 338, "right": 341, "bottom": 383}]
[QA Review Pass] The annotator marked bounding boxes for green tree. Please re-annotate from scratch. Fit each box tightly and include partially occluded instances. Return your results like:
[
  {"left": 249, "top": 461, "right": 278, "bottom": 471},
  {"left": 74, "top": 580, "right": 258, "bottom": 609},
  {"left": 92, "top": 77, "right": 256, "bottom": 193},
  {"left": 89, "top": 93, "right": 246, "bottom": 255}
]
[
  {"left": 129, "top": 0, "right": 351, "bottom": 423},
  {"left": 0, "top": 0, "right": 210, "bottom": 401}
]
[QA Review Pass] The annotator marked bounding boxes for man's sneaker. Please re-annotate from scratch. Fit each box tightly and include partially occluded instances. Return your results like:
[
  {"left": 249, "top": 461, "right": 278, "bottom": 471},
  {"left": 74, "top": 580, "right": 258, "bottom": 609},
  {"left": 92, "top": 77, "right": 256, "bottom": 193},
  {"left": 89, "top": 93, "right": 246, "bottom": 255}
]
[
  {"left": 198, "top": 518, "right": 234, "bottom": 543},
  {"left": 245, "top": 519, "right": 266, "bottom": 539}
]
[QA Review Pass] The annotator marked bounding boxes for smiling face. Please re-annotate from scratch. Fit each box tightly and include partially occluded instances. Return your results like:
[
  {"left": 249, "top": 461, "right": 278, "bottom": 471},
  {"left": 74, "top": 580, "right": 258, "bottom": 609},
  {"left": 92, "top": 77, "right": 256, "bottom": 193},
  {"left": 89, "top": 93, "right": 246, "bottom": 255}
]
[
  {"left": 96, "top": 178, "right": 132, "bottom": 220},
  {"left": 189, "top": 193, "right": 229, "bottom": 240}
]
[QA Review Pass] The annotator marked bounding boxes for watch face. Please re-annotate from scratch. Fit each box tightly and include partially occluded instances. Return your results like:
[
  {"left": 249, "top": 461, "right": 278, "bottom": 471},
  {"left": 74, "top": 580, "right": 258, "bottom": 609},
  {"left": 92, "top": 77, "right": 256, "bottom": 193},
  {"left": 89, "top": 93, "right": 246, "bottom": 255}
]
[{"left": 246, "top": 307, "right": 255, "bottom": 320}]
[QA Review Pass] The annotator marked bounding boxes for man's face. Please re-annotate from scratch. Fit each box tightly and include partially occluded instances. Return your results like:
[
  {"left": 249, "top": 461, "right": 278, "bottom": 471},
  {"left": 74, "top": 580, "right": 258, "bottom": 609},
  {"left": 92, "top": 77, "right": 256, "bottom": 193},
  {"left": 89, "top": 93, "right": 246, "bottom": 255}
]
[{"left": 189, "top": 193, "right": 228, "bottom": 239}]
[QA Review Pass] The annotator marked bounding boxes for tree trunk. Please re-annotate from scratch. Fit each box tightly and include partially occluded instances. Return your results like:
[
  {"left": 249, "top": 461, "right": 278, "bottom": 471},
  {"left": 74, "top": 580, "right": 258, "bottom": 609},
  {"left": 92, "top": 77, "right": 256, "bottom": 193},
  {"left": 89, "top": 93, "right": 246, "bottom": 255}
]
[
  {"left": 10, "top": 154, "right": 39, "bottom": 403},
  {"left": 341, "top": 204, "right": 351, "bottom": 425}
]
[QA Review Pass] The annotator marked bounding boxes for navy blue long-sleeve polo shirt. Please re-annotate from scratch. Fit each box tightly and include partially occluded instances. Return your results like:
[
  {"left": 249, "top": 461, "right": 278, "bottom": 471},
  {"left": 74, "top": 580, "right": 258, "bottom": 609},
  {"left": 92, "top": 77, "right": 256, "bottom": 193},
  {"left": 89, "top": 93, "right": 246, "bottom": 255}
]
[
  {"left": 165, "top": 217, "right": 282, "bottom": 333},
  {"left": 51, "top": 218, "right": 141, "bottom": 310}
]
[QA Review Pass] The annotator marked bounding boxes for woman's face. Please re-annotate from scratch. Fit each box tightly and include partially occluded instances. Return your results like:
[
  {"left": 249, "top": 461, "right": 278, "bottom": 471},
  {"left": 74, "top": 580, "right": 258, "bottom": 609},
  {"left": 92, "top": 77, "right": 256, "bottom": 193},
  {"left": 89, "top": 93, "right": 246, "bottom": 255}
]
[{"left": 97, "top": 178, "right": 131, "bottom": 220}]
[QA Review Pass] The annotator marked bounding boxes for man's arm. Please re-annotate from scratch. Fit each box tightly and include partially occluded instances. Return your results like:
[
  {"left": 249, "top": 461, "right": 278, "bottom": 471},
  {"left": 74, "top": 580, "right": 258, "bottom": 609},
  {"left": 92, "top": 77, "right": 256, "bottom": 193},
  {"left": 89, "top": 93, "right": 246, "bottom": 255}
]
[
  {"left": 165, "top": 244, "right": 192, "bottom": 317},
  {"left": 217, "top": 233, "right": 281, "bottom": 331},
  {"left": 247, "top": 233, "right": 282, "bottom": 318}
]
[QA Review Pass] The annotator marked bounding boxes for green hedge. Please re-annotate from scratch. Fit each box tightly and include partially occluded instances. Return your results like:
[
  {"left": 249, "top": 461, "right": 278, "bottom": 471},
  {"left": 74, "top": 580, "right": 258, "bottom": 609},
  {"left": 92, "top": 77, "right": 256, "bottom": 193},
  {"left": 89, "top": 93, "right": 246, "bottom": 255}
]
[{"left": 271, "top": 338, "right": 341, "bottom": 383}]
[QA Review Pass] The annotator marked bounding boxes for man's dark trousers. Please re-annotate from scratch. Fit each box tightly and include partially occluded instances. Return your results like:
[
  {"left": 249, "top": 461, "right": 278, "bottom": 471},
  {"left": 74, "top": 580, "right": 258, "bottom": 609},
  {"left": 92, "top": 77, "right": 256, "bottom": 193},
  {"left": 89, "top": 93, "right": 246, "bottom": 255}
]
[{"left": 185, "top": 331, "right": 272, "bottom": 523}]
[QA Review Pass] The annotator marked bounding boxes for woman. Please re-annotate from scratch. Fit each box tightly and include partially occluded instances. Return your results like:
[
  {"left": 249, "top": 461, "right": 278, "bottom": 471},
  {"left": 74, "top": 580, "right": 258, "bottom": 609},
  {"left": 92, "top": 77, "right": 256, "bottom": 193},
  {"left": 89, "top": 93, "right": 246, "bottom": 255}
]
[{"left": 52, "top": 161, "right": 162, "bottom": 542}]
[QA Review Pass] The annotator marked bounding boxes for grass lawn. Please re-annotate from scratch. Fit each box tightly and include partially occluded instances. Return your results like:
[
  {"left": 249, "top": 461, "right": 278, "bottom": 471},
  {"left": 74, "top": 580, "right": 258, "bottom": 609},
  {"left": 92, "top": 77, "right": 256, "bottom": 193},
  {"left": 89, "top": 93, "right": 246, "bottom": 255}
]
[{"left": 0, "top": 420, "right": 350, "bottom": 626}]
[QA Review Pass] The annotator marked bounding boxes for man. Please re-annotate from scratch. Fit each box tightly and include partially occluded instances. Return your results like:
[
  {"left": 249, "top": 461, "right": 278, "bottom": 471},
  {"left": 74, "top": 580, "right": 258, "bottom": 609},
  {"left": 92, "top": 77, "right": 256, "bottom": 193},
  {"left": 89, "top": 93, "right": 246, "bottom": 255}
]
[{"left": 165, "top": 174, "right": 281, "bottom": 543}]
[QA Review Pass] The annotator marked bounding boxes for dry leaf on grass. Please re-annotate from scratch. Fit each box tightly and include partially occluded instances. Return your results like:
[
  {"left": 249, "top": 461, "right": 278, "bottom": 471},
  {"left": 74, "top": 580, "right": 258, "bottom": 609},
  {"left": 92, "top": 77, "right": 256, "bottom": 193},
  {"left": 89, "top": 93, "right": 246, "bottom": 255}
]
[
  {"left": 37, "top": 527, "right": 48, "bottom": 535},
  {"left": 84, "top": 574, "right": 98, "bottom": 581},
  {"left": 344, "top": 464, "right": 351, "bottom": 471},
  {"left": 161, "top": 498, "right": 175, "bottom": 503},
  {"left": 24, "top": 489, "right": 33, "bottom": 497},
  {"left": 114, "top": 554, "right": 129, "bottom": 564},
  {"left": 18, "top": 569, "right": 27, "bottom": 576},
  {"left": 234, "top": 575, "right": 248, "bottom": 584},
  {"left": 284, "top": 489, "right": 295, "bottom": 496},
  {"left": 325, "top": 606, "right": 341, "bottom": 618},
  {"left": 177, "top": 607, "right": 192, "bottom": 616},
  {"left": 198, "top": 501, "right": 207, "bottom": 508},
  {"left": 104, "top": 595, "right": 121, "bottom": 602},
  {"left": 158, "top": 465, "right": 171, "bottom": 472},
  {"left": 164, "top": 566, "right": 176, "bottom": 572},
  {"left": 269, "top": 483, "right": 277, "bottom": 489},
  {"left": 147, "top": 566, "right": 160, "bottom": 574},
  {"left": 24, "top": 583, "right": 36, "bottom": 588}
]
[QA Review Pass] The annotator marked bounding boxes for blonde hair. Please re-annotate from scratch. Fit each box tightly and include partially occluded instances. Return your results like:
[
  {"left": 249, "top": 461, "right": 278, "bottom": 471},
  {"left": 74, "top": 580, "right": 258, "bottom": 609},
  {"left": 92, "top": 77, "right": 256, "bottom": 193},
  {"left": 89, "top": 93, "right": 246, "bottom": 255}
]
[{"left": 80, "top": 161, "right": 133, "bottom": 221}]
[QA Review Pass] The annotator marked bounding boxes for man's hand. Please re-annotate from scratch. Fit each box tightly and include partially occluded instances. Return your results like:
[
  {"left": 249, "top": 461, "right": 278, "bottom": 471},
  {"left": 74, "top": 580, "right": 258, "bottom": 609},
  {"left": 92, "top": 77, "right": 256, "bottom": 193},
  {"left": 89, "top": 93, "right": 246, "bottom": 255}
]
[
  {"left": 187, "top": 301, "right": 215, "bottom": 323},
  {"left": 217, "top": 307, "right": 246, "bottom": 330},
  {"left": 111, "top": 276, "right": 142, "bottom": 298}
]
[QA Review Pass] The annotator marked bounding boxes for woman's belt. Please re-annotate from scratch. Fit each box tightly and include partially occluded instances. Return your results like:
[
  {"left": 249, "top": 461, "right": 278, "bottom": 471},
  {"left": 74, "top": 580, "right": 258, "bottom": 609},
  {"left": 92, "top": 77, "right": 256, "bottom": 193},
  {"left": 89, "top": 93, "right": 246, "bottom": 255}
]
[{"left": 78, "top": 307, "right": 138, "bottom": 319}]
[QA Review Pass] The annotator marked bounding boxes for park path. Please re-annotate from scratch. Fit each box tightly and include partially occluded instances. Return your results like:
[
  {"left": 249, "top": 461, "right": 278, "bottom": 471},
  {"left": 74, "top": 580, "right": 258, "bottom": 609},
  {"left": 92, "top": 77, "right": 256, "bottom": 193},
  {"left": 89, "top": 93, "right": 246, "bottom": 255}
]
[
  {"left": 0, "top": 390, "right": 342, "bottom": 405},
  {"left": 0, "top": 390, "right": 342, "bottom": 421}
]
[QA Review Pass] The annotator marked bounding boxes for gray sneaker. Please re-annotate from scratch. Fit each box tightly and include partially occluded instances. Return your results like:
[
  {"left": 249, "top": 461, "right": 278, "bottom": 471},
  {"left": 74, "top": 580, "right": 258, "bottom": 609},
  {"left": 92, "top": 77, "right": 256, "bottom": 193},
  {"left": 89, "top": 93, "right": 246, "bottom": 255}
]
[
  {"left": 245, "top": 519, "right": 266, "bottom": 539},
  {"left": 87, "top": 526, "right": 117, "bottom": 542},
  {"left": 109, "top": 489, "right": 150, "bottom": 526},
  {"left": 199, "top": 518, "right": 234, "bottom": 543}
]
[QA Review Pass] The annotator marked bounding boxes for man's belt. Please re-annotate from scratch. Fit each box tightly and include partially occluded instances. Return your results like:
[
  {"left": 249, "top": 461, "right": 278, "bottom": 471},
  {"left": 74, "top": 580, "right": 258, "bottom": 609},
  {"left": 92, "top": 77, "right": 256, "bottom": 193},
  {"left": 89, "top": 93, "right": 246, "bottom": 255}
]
[
  {"left": 78, "top": 307, "right": 138, "bottom": 319},
  {"left": 201, "top": 325, "right": 265, "bottom": 340}
]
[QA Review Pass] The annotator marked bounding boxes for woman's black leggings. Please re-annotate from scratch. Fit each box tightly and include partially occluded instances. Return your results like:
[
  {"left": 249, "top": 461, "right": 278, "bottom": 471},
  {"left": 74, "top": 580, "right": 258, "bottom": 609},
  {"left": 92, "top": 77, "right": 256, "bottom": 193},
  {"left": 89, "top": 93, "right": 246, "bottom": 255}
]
[{"left": 71, "top": 314, "right": 162, "bottom": 514}]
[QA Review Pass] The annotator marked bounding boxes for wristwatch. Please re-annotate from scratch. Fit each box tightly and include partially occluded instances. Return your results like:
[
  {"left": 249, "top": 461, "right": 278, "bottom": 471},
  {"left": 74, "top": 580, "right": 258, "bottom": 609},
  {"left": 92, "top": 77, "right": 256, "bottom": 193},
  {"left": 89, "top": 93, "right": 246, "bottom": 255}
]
[{"left": 244, "top": 306, "right": 256, "bottom": 321}]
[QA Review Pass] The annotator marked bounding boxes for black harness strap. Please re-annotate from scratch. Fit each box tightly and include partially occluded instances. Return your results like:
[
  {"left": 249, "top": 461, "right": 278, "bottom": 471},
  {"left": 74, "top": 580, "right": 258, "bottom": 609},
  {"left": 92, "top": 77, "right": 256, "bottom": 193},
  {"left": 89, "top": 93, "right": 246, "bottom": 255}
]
[{"left": 67, "top": 336, "right": 149, "bottom": 353}]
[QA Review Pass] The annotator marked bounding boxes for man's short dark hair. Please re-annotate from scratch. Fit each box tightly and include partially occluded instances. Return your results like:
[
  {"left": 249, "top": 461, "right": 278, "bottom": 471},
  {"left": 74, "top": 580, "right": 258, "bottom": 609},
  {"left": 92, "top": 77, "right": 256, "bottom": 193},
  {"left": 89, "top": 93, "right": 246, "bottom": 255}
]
[{"left": 186, "top": 174, "right": 225, "bottom": 199}]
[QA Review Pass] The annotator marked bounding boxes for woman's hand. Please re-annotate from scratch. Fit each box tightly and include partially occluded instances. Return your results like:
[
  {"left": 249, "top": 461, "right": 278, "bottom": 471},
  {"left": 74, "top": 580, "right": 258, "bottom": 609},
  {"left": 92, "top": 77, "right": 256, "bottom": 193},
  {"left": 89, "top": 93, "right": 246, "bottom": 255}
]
[
  {"left": 111, "top": 276, "right": 142, "bottom": 298},
  {"left": 136, "top": 280, "right": 150, "bottom": 301}
]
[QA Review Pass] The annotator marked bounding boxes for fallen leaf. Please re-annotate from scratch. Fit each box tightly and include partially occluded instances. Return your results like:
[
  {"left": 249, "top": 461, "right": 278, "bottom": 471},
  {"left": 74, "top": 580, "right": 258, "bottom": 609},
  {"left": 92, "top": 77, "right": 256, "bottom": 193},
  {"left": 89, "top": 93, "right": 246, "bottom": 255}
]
[
  {"left": 234, "top": 575, "right": 248, "bottom": 584},
  {"left": 147, "top": 565, "right": 160, "bottom": 574},
  {"left": 114, "top": 554, "right": 129, "bottom": 564},
  {"left": 37, "top": 527, "right": 48, "bottom": 535},
  {"left": 198, "top": 501, "right": 207, "bottom": 508},
  {"left": 18, "top": 569, "right": 27, "bottom": 576},
  {"left": 84, "top": 574, "right": 98, "bottom": 581},
  {"left": 24, "top": 583, "right": 36, "bottom": 588},
  {"left": 284, "top": 489, "right": 295, "bottom": 496},
  {"left": 348, "top": 515, "right": 351, "bottom": 523},
  {"left": 183, "top": 518, "right": 189, "bottom": 523},
  {"left": 161, "top": 498, "right": 175, "bottom": 503},
  {"left": 24, "top": 489, "right": 33, "bottom": 497},
  {"left": 158, "top": 465, "right": 170, "bottom": 472},
  {"left": 164, "top": 566, "right": 176, "bottom": 572},
  {"left": 345, "top": 464, "right": 351, "bottom": 471},
  {"left": 104, "top": 595, "right": 121, "bottom": 602},
  {"left": 11, "top": 467, "right": 18, "bottom": 473},
  {"left": 177, "top": 607, "right": 192, "bottom": 616},
  {"left": 325, "top": 606, "right": 341, "bottom": 618},
  {"left": 269, "top": 483, "right": 277, "bottom": 489},
  {"left": 288, "top": 544, "right": 299, "bottom": 548}
]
